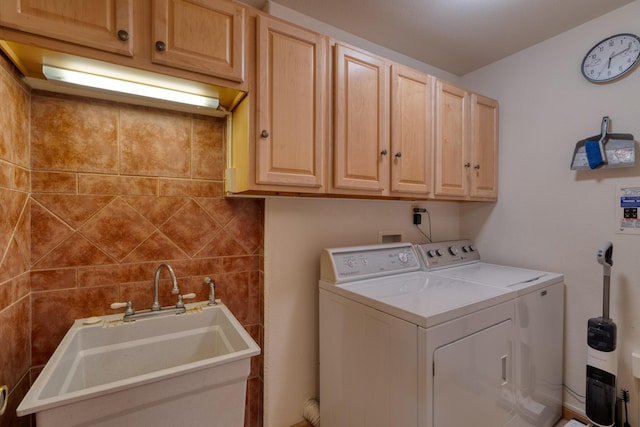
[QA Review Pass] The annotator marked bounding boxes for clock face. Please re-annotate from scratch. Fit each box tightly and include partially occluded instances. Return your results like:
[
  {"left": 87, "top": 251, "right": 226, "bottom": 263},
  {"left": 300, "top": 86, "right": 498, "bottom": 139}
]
[{"left": 581, "top": 33, "right": 640, "bottom": 83}]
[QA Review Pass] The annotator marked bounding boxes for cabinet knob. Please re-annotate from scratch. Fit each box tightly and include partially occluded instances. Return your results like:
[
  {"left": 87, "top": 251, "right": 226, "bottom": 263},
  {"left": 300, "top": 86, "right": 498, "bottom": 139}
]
[
  {"left": 380, "top": 149, "right": 388, "bottom": 156},
  {"left": 260, "top": 130, "right": 270, "bottom": 138},
  {"left": 464, "top": 162, "right": 471, "bottom": 168},
  {"left": 394, "top": 152, "right": 402, "bottom": 158},
  {"left": 117, "top": 30, "right": 129, "bottom": 42},
  {"left": 474, "top": 164, "right": 480, "bottom": 170},
  {"left": 155, "top": 41, "right": 167, "bottom": 52}
]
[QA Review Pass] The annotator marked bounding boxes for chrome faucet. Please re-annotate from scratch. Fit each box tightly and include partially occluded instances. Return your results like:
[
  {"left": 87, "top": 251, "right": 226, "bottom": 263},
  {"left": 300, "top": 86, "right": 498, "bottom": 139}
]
[{"left": 152, "top": 263, "right": 180, "bottom": 311}]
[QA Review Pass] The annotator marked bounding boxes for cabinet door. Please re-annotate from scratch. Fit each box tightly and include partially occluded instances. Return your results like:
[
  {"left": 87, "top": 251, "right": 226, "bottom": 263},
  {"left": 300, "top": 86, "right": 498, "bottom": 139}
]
[
  {"left": 334, "top": 43, "right": 389, "bottom": 192},
  {"left": 152, "top": 0, "right": 244, "bottom": 82},
  {"left": 255, "top": 15, "right": 327, "bottom": 189},
  {"left": 390, "top": 64, "right": 432, "bottom": 195},
  {"left": 0, "top": 0, "right": 133, "bottom": 55},
  {"left": 470, "top": 93, "right": 498, "bottom": 199},
  {"left": 434, "top": 80, "right": 469, "bottom": 198}
]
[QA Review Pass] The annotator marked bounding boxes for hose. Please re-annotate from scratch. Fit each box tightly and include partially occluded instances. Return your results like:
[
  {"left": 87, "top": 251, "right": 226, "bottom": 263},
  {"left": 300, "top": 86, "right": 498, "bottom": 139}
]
[{"left": 303, "top": 399, "right": 320, "bottom": 427}]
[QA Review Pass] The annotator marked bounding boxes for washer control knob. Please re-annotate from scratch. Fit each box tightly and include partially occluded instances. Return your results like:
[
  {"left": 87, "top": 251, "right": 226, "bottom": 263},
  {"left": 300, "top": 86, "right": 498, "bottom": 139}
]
[
  {"left": 462, "top": 246, "right": 469, "bottom": 252},
  {"left": 468, "top": 245, "right": 476, "bottom": 252},
  {"left": 347, "top": 259, "right": 355, "bottom": 268},
  {"left": 435, "top": 249, "right": 444, "bottom": 257},
  {"left": 449, "top": 246, "right": 459, "bottom": 256},
  {"left": 427, "top": 250, "right": 437, "bottom": 258},
  {"left": 398, "top": 252, "right": 409, "bottom": 263}
]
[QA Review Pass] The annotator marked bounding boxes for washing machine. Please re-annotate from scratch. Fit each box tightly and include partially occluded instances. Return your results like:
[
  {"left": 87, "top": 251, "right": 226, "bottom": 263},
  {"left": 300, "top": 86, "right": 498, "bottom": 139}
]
[
  {"left": 319, "top": 242, "right": 520, "bottom": 427},
  {"left": 416, "top": 239, "right": 565, "bottom": 427}
]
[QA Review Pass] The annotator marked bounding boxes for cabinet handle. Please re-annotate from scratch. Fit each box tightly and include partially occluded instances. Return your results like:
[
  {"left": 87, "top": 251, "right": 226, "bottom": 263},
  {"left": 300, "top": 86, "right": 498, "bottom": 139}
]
[
  {"left": 260, "top": 130, "right": 269, "bottom": 138},
  {"left": 380, "top": 149, "right": 388, "bottom": 156},
  {"left": 394, "top": 152, "right": 402, "bottom": 158},
  {"left": 117, "top": 30, "right": 129, "bottom": 42},
  {"left": 474, "top": 164, "right": 480, "bottom": 170},
  {"left": 464, "top": 162, "right": 471, "bottom": 168},
  {"left": 155, "top": 41, "right": 167, "bottom": 52}
]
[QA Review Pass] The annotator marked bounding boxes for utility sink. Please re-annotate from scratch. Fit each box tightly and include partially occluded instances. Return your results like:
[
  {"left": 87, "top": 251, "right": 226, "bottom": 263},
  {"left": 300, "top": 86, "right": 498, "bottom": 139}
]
[{"left": 17, "top": 301, "right": 260, "bottom": 427}]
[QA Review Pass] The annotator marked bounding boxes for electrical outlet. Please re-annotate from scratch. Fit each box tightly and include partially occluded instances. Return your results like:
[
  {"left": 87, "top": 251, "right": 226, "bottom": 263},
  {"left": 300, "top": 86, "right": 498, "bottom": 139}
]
[{"left": 378, "top": 232, "right": 403, "bottom": 243}]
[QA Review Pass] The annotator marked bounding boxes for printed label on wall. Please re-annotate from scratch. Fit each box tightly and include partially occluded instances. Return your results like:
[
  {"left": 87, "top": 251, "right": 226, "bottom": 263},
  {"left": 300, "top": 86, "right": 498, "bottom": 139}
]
[{"left": 617, "top": 184, "right": 640, "bottom": 234}]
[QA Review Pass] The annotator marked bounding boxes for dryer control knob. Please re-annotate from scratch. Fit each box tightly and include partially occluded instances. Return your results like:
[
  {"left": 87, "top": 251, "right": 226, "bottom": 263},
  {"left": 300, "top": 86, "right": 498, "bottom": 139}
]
[
  {"left": 435, "top": 249, "right": 444, "bottom": 257},
  {"left": 427, "top": 250, "right": 437, "bottom": 258},
  {"left": 398, "top": 252, "right": 409, "bottom": 263},
  {"left": 468, "top": 245, "right": 476, "bottom": 252},
  {"left": 449, "top": 246, "right": 459, "bottom": 256}
]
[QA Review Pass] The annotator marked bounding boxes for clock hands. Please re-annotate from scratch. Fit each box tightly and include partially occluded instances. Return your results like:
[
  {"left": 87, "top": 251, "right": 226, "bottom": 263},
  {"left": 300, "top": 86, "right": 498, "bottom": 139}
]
[{"left": 598, "top": 44, "right": 632, "bottom": 77}]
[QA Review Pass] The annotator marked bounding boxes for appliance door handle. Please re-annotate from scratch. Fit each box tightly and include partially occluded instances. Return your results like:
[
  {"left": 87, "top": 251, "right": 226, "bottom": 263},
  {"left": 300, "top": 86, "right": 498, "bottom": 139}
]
[{"left": 501, "top": 354, "right": 508, "bottom": 385}]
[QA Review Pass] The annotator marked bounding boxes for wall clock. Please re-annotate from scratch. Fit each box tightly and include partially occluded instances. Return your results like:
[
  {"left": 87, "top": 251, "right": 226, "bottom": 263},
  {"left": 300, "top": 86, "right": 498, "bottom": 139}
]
[{"left": 581, "top": 33, "right": 640, "bottom": 83}]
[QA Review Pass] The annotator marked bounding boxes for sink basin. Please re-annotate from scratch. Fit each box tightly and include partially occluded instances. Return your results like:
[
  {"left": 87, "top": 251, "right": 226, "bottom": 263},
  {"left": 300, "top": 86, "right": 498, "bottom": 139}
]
[{"left": 17, "top": 301, "right": 260, "bottom": 427}]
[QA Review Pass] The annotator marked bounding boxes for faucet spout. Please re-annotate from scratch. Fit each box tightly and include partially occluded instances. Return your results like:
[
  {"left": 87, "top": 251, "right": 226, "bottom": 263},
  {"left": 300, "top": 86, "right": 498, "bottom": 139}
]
[{"left": 152, "top": 263, "right": 179, "bottom": 311}]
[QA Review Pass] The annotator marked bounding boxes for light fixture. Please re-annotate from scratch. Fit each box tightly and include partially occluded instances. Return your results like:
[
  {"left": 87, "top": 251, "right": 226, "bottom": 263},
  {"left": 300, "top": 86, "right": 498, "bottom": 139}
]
[{"left": 42, "top": 64, "right": 219, "bottom": 110}]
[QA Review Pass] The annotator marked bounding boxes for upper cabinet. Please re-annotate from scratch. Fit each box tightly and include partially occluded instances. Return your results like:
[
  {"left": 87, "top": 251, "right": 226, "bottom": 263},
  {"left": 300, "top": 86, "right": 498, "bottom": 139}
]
[
  {"left": 152, "top": 0, "right": 244, "bottom": 82},
  {"left": 226, "top": 14, "right": 329, "bottom": 194},
  {"left": 0, "top": 0, "right": 134, "bottom": 56},
  {"left": 254, "top": 14, "right": 328, "bottom": 190},
  {"left": 333, "top": 43, "right": 390, "bottom": 194},
  {"left": 332, "top": 44, "right": 432, "bottom": 198},
  {"left": 390, "top": 64, "right": 433, "bottom": 195},
  {"left": 470, "top": 93, "right": 498, "bottom": 199},
  {"left": 434, "top": 80, "right": 498, "bottom": 201},
  {"left": 0, "top": 0, "right": 247, "bottom": 91}
]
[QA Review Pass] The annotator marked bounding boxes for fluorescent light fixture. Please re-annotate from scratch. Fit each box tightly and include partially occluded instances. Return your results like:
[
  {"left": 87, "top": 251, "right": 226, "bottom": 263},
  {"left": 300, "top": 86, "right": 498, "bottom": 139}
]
[{"left": 42, "top": 64, "right": 219, "bottom": 110}]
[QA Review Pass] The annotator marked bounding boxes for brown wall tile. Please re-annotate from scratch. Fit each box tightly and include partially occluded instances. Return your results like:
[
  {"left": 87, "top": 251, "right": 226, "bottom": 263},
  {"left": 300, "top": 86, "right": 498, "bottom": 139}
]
[
  {"left": 0, "top": 61, "right": 29, "bottom": 168},
  {"left": 79, "top": 174, "right": 158, "bottom": 196},
  {"left": 119, "top": 108, "right": 190, "bottom": 177},
  {"left": 31, "top": 95, "right": 119, "bottom": 173},
  {"left": 192, "top": 117, "right": 225, "bottom": 180},
  {"left": 31, "top": 171, "right": 77, "bottom": 193},
  {"left": 0, "top": 296, "right": 30, "bottom": 392}
]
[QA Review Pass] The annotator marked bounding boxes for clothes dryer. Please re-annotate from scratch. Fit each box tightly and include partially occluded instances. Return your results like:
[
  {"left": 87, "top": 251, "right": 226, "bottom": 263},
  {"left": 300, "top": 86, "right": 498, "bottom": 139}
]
[{"left": 416, "top": 240, "right": 565, "bottom": 427}]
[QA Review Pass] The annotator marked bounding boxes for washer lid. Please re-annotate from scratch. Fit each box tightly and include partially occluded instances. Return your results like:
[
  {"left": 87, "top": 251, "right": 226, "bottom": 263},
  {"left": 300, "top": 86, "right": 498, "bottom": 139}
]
[
  {"left": 430, "top": 262, "right": 563, "bottom": 294},
  {"left": 323, "top": 271, "right": 514, "bottom": 328}
]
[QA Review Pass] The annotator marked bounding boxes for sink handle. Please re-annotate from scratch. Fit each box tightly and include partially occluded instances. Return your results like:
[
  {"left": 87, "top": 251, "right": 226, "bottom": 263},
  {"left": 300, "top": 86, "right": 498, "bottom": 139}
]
[
  {"left": 111, "top": 301, "right": 135, "bottom": 316},
  {"left": 175, "top": 293, "right": 197, "bottom": 309}
]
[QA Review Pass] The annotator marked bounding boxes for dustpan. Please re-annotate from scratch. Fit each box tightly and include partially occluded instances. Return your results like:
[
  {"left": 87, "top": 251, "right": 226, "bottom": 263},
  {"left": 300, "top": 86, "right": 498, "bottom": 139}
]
[{"left": 571, "top": 116, "right": 635, "bottom": 170}]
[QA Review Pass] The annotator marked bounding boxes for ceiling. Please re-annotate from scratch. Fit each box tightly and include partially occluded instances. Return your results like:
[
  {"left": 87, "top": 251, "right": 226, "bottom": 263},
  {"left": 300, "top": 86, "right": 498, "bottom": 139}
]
[{"left": 241, "top": 0, "right": 635, "bottom": 75}]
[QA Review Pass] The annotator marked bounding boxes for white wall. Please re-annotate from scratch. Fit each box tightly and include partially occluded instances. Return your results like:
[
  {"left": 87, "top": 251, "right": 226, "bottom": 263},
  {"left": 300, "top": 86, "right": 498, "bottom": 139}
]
[
  {"left": 264, "top": 198, "right": 460, "bottom": 427},
  {"left": 461, "top": 2, "right": 640, "bottom": 423}
]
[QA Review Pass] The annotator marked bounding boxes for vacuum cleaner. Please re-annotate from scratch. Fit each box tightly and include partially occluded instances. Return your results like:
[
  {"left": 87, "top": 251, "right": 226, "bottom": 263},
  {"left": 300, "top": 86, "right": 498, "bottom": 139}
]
[{"left": 586, "top": 241, "right": 617, "bottom": 427}]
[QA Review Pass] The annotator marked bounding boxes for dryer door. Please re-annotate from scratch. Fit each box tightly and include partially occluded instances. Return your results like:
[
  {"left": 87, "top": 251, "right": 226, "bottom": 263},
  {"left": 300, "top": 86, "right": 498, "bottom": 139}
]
[{"left": 433, "top": 319, "right": 515, "bottom": 426}]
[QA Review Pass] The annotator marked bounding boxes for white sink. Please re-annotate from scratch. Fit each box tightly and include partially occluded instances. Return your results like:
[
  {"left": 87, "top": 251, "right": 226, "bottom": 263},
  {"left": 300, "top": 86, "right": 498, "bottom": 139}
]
[{"left": 17, "top": 301, "right": 260, "bottom": 427}]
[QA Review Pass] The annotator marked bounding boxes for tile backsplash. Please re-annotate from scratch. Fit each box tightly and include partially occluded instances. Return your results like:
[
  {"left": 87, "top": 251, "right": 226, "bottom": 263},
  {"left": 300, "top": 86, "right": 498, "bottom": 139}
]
[{"left": 0, "top": 50, "right": 264, "bottom": 427}]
